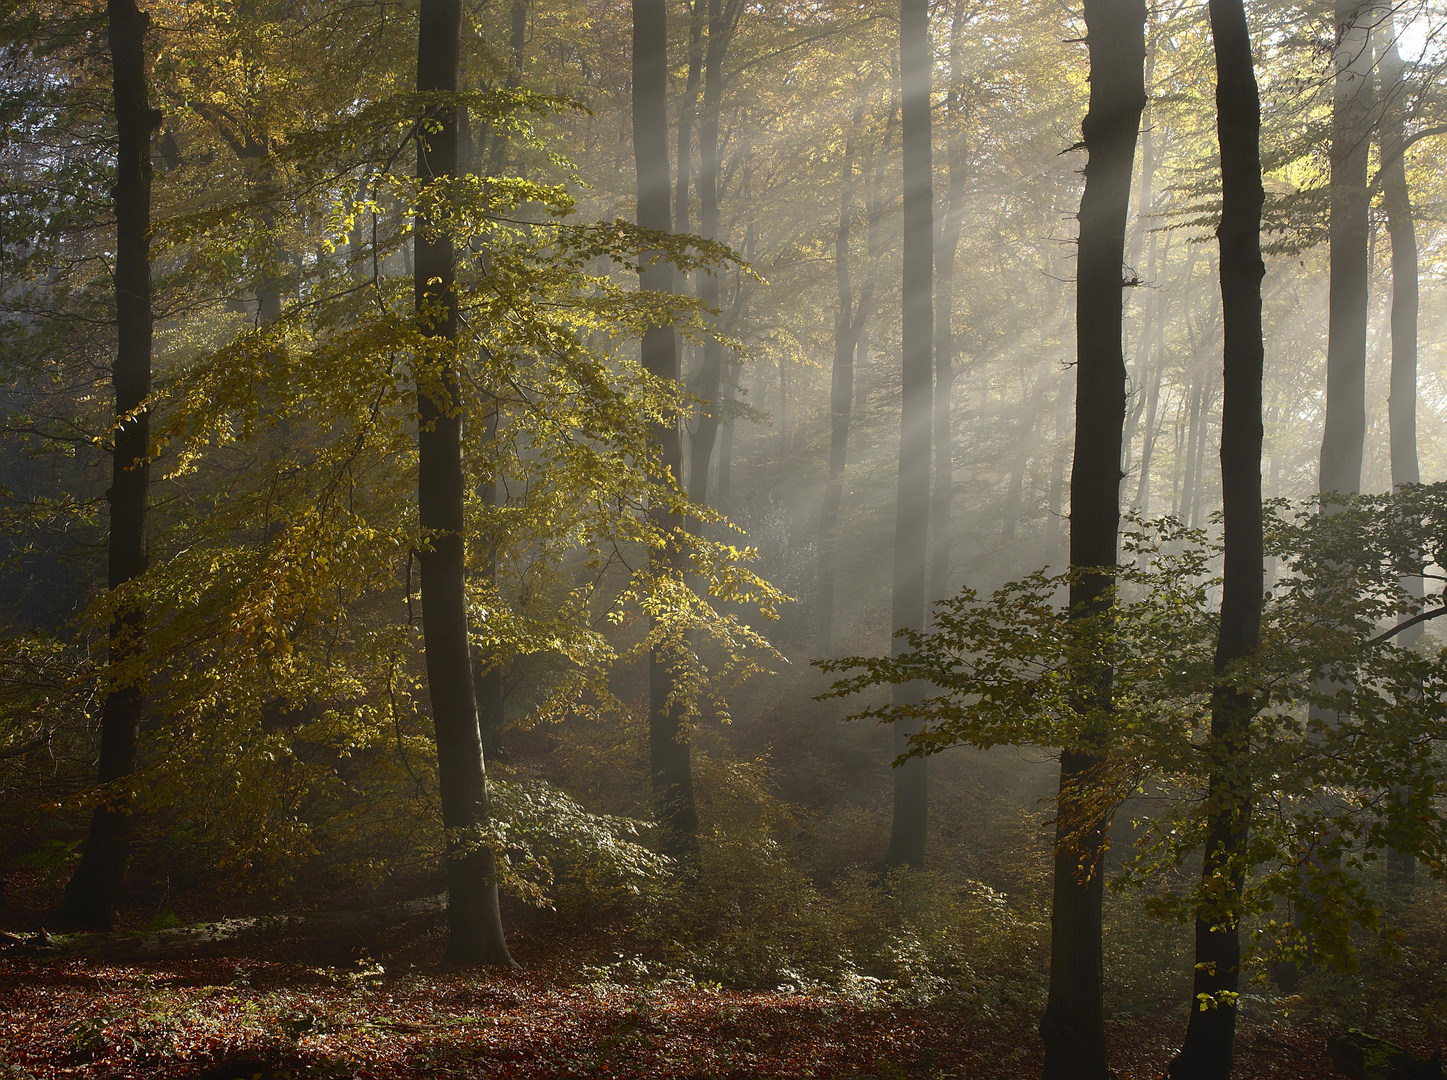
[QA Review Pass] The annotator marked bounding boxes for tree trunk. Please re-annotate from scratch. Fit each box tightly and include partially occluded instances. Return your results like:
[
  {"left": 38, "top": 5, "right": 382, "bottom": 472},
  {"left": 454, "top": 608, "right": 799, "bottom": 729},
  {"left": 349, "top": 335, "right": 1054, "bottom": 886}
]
[
  {"left": 1378, "top": 14, "right": 1420, "bottom": 881},
  {"left": 634, "top": 0, "right": 698, "bottom": 859},
  {"left": 817, "top": 125, "right": 865, "bottom": 657},
  {"left": 675, "top": 1, "right": 702, "bottom": 237},
  {"left": 61, "top": 0, "right": 160, "bottom": 933},
  {"left": 686, "top": 0, "right": 741, "bottom": 506},
  {"left": 473, "top": 0, "right": 526, "bottom": 765},
  {"left": 1038, "top": 0, "right": 1145, "bottom": 1075},
  {"left": 884, "top": 0, "right": 934, "bottom": 872},
  {"left": 1001, "top": 362, "right": 1051, "bottom": 546},
  {"left": 414, "top": 0, "right": 512, "bottom": 968},
  {"left": 1319, "top": 0, "right": 1376, "bottom": 500},
  {"left": 930, "top": 0, "right": 970, "bottom": 610},
  {"left": 1168, "top": 0, "right": 1264, "bottom": 1074}
]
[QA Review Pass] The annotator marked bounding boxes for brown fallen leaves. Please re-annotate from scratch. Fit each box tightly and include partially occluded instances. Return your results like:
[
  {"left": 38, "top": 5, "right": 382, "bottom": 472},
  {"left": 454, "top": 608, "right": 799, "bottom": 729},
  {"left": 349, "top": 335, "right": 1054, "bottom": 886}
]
[{"left": 0, "top": 926, "right": 1344, "bottom": 1080}]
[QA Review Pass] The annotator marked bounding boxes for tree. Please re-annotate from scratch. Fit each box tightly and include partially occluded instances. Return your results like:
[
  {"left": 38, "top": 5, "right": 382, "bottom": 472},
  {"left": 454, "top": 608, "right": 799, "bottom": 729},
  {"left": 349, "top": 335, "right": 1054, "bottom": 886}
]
[
  {"left": 884, "top": 0, "right": 933, "bottom": 872},
  {"left": 1039, "top": 0, "right": 1145, "bottom": 1075},
  {"left": 1318, "top": 0, "right": 1377, "bottom": 500},
  {"left": 1167, "top": 0, "right": 1265, "bottom": 1072},
  {"left": 60, "top": 0, "right": 160, "bottom": 932},
  {"left": 413, "top": 0, "right": 513, "bottom": 967},
  {"left": 634, "top": 0, "right": 698, "bottom": 859},
  {"left": 687, "top": 0, "right": 745, "bottom": 507},
  {"left": 1377, "top": 11, "right": 1421, "bottom": 882}
]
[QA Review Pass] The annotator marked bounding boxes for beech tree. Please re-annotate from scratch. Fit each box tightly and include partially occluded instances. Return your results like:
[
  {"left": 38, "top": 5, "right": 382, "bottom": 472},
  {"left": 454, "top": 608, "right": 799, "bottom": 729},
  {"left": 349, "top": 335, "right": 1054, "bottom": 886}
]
[
  {"left": 633, "top": 0, "right": 698, "bottom": 859},
  {"left": 413, "top": 0, "right": 512, "bottom": 967},
  {"left": 1039, "top": 0, "right": 1145, "bottom": 1075},
  {"left": 60, "top": 0, "right": 160, "bottom": 932},
  {"left": 1167, "top": 0, "right": 1265, "bottom": 1072},
  {"left": 885, "top": 0, "right": 933, "bottom": 872}
]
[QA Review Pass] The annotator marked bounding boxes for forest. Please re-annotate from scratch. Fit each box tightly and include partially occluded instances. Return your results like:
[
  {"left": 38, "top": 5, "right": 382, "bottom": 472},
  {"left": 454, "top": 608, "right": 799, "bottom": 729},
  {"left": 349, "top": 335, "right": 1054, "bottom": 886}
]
[{"left": 2, "top": 0, "right": 1446, "bottom": 1077}]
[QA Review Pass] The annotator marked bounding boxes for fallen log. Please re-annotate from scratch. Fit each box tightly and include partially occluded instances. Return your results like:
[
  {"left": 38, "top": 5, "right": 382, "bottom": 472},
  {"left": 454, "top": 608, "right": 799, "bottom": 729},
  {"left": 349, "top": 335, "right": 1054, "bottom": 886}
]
[
  {"left": 1, "top": 893, "right": 446, "bottom": 962},
  {"left": 1327, "top": 1030, "right": 1444, "bottom": 1080}
]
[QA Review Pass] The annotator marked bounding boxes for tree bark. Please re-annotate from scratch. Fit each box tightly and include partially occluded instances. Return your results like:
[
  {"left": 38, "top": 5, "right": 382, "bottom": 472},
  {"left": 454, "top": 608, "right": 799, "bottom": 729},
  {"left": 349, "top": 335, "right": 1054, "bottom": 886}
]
[
  {"left": 817, "top": 123, "right": 867, "bottom": 657},
  {"left": 884, "top": 0, "right": 933, "bottom": 872},
  {"left": 1319, "top": 0, "right": 1376, "bottom": 499},
  {"left": 686, "top": 0, "right": 742, "bottom": 506},
  {"left": 1038, "top": 0, "right": 1144, "bottom": 1075},
  {"left": 930, "top": 0, "right": 970, "bottom": 610},
  {"left": 414, "top": 0, "right": 512, "bottom": 968},
  {"left": 1168, "top": 0, "right": 1265, "bottom": 1073},
  {"left": 1378, "top": 14, "right": 1419, "bottom": 881},
  {"left": 61, "top": 0, "right": 160, "bottom": 934},
  {"left": 634, "top": 0, "right": 698, "bottom": 859}
]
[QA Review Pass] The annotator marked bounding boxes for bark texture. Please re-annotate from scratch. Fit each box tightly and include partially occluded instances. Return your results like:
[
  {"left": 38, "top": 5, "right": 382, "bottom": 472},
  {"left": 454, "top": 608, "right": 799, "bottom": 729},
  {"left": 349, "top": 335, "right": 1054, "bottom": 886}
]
[
  {"left": 1378, "top": 14, "right": 1420, "bottom": 880},
  {"left": 61, "top": 0, "right": 160, "bottom": 933},
  {"left": 1038, "top": 0, "right": 1144, "bottom": 1075},
  {"left": 884, "top": 0, "right": 933, "bottom": 872},
  {"left": 1168, "top": 0, "right": 1265, "bottom": 1073},
  {"left": 1319, "top": 0, "right": 1376, "bottom": 499},
  {"left": 415, "top": 0, "right": 512, "bottom": 968},
  {"left": 634, "top": 0, "right": 699, "bottom": 859}
]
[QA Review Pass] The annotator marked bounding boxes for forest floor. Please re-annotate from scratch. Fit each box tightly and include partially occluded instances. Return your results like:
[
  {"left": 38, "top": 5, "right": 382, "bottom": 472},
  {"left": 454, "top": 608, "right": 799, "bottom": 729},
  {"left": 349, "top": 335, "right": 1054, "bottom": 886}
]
[{"left": 0, "top": 902, "right": 1357, "bottom": 1080}]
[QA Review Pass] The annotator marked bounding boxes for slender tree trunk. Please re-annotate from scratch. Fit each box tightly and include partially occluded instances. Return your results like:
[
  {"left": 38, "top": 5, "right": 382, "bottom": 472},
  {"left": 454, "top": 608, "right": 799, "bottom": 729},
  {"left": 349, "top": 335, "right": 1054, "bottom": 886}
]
[
  {"left": 687, "top": 0, "right": 738, "bottom": 505},
  {"left": 634, "top": 0, "right": 698, "bottom": 859},
  {"left": 1378, "top": 14, "right": 1420, "bottom": 881},
  {"left": 61, "top": 0, "right": 160, "bottom": 932},
  {"left": 474, "top": 0, "right": 526, "bottom": 764},
  {"left": 930, "top": 0, "right": 970, "bottom": 610},
  {"left": 1039, "top": 0, "right": 1145, "bottom": 1075},
  {"left": 414, "top": 0, "right": 512, "bottom": 968},
  {"left": 817, "top": 128, "right": 863, "bottom": 657},
  {"left": 675, "top": 0, "right": 702, "bottom": 236},
  {"left": 1319, "top": 0, "right": 1376, "bottom": 499},
  {"left": 1179, "top": 374, "right": 1203, "bottom": 523},
  {"left": 1002, "top": 362, "right": 1051, "bottom": 545},
  {"left": 1168, "top": 0, "right": 1264, "bottom": 1073},
  {"left": 1045, "top": 376, "right": 1070, "bottom": 566},
  {"left": 1190, "top": 370, "right": 1217, "bottom": 529},
  {"left": 884, "top": 0, "right": 934, "bottom": 872}
]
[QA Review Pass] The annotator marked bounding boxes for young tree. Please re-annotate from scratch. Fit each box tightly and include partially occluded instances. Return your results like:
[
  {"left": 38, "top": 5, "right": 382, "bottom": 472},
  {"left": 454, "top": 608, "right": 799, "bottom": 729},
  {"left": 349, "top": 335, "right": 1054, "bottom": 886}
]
[
  {"left": 1038, "top": 0, "right": 1145, "bottom": 1075},
  {"left": 634, "top": 0, "right": 698, "bottom": 858},
  {"left": 1167, "top": 0, "right": 1265, "bottom": 1073},
  {"left": 885, "top": 0, "right": 933, "bottom": 872},
  {"left": 60, "top": 0, "right": 160, "bottom": 932},
  {"left": 413, "top": 0, "right": 512, "bottom": 967}
]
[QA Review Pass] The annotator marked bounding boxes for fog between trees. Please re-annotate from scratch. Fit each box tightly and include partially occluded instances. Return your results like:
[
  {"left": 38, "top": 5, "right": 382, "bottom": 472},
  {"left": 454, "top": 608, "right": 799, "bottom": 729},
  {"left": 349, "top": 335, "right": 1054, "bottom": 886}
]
[{"left": 3, "top": 1, "right": 1447, "bottom": 1078}]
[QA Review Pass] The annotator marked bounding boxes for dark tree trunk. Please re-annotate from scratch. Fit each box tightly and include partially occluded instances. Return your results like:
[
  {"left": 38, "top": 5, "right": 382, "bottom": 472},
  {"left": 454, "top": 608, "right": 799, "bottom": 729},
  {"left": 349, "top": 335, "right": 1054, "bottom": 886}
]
[
  {"left": 1038, "top": 0, "right": 1144, "bottom": 1075},
  {"left": 884, "top": 0, "right": 933, "bottom": 872},
  {"left": 61, "top": 0, "right": 160, "bottom": 933},
  {"left": 1168, "top": 0, "right": 1264, "bottom": 1074},
  {"left": 1319, "top": 0, "right": 1376, "bottom": 499},
  {"left": 1378, "top": 15, "right": 1420, "bottom": 880},
  {"left": 414, "top": 0, "right": 512, "bottom": 968},
  {"left": 634, "top": 0, "right": 698, "bottom": 859}
]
